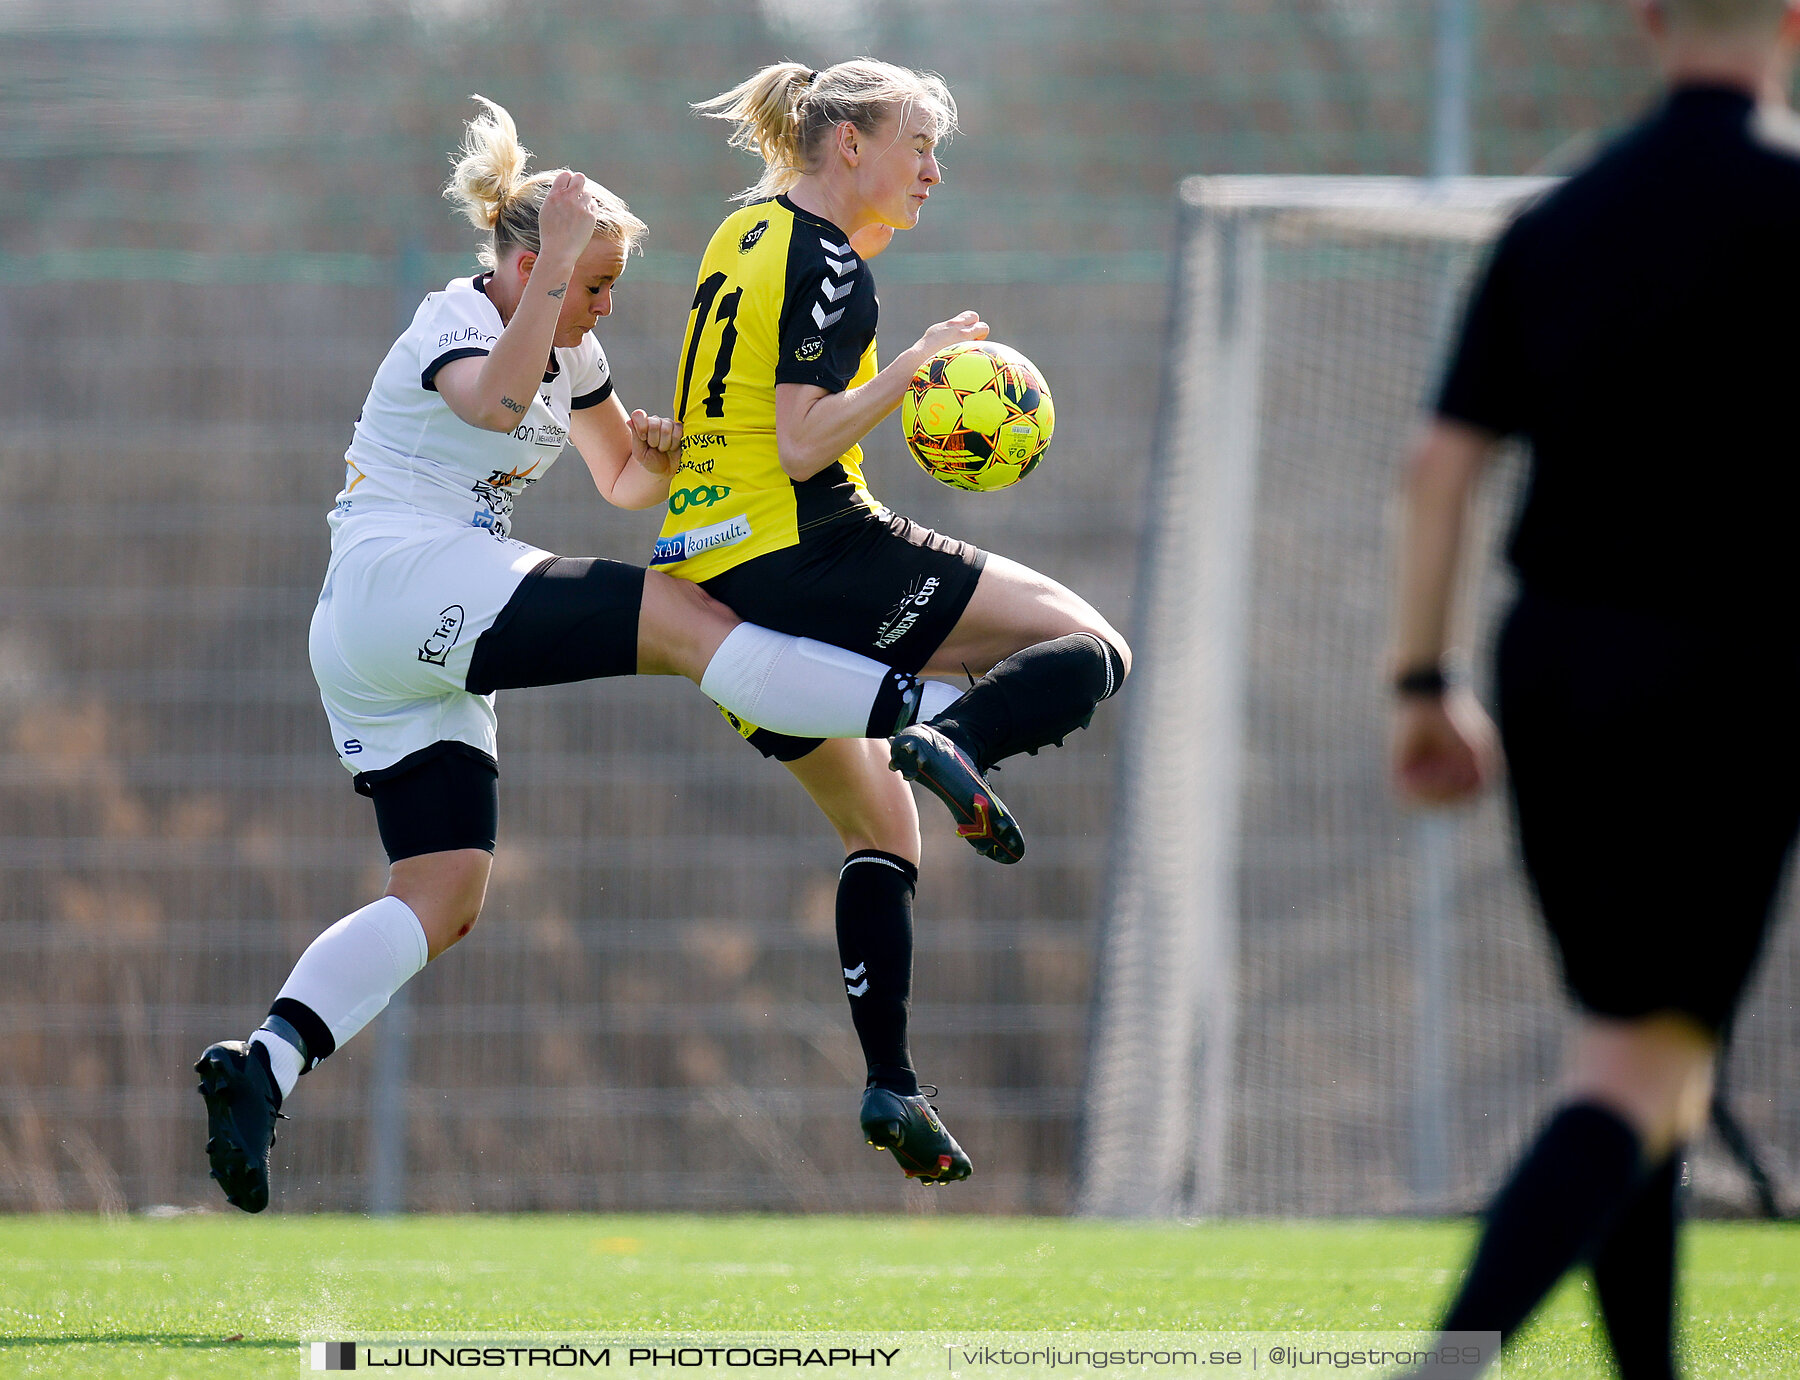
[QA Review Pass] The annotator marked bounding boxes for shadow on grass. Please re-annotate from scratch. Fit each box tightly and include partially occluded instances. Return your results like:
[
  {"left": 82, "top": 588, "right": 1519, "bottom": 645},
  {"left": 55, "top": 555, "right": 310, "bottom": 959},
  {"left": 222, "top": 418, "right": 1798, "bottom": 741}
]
[{"left": 1, "top": 1335, "right": 294, "bottom": 1351}]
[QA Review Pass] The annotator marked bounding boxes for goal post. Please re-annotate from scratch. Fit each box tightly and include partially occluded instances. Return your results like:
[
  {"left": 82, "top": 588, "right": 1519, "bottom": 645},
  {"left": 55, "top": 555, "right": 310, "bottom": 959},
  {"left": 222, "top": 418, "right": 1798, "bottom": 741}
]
[{"left": 1079, "top": 176, "right": 1552, "bottom": 1218}]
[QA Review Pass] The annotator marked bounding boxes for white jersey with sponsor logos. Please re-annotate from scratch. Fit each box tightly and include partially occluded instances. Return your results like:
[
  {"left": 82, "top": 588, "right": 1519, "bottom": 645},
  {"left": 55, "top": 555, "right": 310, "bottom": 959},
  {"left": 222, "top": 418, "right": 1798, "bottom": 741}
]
[{"left": 331, "top": 274, "right": 613, "bottom": 545}]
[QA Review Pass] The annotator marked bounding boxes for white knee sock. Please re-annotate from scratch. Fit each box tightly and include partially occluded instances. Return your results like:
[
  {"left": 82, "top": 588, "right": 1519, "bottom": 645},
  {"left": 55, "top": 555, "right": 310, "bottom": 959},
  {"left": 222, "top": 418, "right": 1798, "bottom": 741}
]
[
  {"left": 699, "top": 624, "right": 959, "bottom": 738},
  {"left": 916, "top": 678, "right": 961, "bottom": 722},
  {"left": 249, "top": 896, "right": 429, "bottom": 1099}
]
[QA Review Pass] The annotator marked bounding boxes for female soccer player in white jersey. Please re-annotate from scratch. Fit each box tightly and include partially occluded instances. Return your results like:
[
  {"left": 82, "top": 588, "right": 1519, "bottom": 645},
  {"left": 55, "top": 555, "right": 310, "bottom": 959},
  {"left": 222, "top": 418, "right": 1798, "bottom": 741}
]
[
  {"left": 661, "top": 62, "right": 1132, "bottom": 1183},
  {"left": 194, "top": 96, "right": 994, "bottom": 1213}
]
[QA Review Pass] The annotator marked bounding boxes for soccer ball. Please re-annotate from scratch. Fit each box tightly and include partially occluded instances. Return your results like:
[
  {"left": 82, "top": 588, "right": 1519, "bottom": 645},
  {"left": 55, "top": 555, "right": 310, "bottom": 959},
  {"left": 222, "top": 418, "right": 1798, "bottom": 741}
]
[{"left": 901, "top": 341, "right": 1054, "bottom": 492}]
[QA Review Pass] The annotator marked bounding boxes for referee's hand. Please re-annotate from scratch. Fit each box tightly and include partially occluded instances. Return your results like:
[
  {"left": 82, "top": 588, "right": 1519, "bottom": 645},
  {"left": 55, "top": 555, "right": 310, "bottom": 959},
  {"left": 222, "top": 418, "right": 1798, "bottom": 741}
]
[{"left": 1390, "top": 688, "right": 1497, "bottom": 807}]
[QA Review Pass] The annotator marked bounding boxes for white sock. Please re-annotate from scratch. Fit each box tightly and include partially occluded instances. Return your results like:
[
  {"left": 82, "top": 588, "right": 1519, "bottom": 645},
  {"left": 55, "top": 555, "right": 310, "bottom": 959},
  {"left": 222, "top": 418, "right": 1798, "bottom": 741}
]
[
  {"left": 248, "top": 1029, "right": 305, "bottom": 1100},
  {"left": 255, "top": 896, "right": 429, "bottom": 1093},
  {"left": 918, "top": 678, "right": 961, "bottom": 721},
  {"left": 700, "top": 624, "right": 958, "bottom": 738}
]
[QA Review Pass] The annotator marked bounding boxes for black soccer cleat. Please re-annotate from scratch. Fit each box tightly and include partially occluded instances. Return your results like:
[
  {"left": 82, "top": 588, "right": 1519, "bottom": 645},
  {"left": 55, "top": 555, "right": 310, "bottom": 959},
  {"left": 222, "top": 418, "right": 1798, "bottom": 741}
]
[
  {"left": 860, "top": 1084, "right": 973, "bottom": 1185},
  {"left": 889, "top": 723, "right": 1025, "bottom": 864},
  {"left": 194, "top": 1040, "right": 285, "bottom": 1213}
]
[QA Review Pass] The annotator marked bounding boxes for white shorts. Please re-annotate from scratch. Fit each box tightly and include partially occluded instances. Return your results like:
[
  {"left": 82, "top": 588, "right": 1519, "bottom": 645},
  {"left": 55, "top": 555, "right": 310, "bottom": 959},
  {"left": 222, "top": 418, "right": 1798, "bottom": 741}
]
[{"left": 309, "top": 525, "right": 552, "bottom": 778}]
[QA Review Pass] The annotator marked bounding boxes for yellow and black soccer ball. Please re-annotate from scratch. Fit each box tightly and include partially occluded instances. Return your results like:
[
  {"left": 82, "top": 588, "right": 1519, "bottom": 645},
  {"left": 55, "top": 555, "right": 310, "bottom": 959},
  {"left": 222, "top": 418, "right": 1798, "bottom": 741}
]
[{"left": 901, "top": 341, "right": 1054, "bottom": 492}]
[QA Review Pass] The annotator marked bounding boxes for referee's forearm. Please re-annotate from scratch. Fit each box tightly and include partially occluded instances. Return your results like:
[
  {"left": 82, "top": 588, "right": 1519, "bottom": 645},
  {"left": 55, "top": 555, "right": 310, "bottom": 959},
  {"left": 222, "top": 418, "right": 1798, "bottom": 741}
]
[{"left": 1390, "top": 419, "right": 1493, "bottom": 676}]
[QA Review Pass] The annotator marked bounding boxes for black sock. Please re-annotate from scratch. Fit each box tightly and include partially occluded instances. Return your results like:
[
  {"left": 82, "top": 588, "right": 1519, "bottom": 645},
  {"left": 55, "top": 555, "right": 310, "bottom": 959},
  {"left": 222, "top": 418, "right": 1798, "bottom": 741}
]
[
  {"left": 1594, "top": 1149, "right": 1682, "bottom": 1380},
  {"left": 929, "top": 632, "right": 1126, "bottom": 770},
  {"left": 835, "top": 850, "right": 919, "bottom": 1096},
  {"left": 1439, "top": 1101, "right": 1646, "bottom": 1340}
]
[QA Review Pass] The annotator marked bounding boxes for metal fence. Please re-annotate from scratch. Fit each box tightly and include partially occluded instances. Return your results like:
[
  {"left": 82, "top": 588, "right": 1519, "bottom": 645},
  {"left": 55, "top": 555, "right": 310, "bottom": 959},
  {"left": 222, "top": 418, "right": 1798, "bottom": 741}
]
[{"left": 4, "top": 1, "right": 1779, "bottom": 1215}]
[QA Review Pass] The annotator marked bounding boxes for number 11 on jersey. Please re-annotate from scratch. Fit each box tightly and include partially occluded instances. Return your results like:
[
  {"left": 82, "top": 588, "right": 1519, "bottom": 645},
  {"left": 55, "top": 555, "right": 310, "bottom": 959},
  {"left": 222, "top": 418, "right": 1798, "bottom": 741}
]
[{"left": 678, "top": 271, "right": 743, "bottom": 421}]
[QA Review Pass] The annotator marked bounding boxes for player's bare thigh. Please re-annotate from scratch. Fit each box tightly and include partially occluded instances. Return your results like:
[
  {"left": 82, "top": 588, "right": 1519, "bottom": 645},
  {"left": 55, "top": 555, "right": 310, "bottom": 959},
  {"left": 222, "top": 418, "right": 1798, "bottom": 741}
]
[
  {"left": 636, "top": 569, "right": 739, "bottom": 679},
  {"left": 923, "top": 552, "right": 1131, "bottom": 679},
  {"left": 783, "top": 737, "right": 921, "bottom": 865}
]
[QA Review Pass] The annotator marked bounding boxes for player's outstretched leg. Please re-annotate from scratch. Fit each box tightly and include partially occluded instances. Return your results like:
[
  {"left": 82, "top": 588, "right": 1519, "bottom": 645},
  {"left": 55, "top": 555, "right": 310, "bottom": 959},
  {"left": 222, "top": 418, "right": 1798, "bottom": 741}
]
[
  {"left": 193, "top": 1040, "right": 285, "bottom": 1213},
  {"left": 926, "top": 631, "right": 1126, "bottom": 769},
  {"left": 904, "top": 550, "right": 1132, "bottom": 862},
  {"left": 894, "top": 630, "right": 1126, "bottom": 863},
  {"left": 860, "top": 1085, "right": 972, "bottom": 1185}
]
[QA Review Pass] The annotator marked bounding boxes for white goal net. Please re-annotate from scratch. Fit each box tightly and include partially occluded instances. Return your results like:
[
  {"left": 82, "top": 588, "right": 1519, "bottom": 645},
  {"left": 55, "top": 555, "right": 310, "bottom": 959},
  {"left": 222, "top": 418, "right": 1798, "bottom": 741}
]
[{"left": 1079, "top": 175, "right": 1800, "bottom": 1218}]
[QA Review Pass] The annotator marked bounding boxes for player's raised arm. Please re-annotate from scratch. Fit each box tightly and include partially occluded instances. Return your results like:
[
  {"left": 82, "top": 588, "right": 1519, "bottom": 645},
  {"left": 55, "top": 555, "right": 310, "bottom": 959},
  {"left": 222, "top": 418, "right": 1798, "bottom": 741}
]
[{"left": 435, "top": 172, "right": 598, "bottom": 431}]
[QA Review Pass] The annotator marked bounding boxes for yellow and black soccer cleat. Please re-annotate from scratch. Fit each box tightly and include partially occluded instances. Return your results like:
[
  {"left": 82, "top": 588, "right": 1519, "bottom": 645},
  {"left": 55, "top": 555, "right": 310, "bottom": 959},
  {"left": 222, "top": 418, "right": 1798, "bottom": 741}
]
[{"left": 889, "top": 723, "right": 1024, "bottom": 864}]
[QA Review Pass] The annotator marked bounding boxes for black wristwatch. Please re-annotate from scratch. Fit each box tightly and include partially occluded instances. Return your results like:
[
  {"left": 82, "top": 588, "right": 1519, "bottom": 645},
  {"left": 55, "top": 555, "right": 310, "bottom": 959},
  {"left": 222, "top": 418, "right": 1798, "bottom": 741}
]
[{"left": 1393, "top": 665, "right": 1450, "bottom": 698}]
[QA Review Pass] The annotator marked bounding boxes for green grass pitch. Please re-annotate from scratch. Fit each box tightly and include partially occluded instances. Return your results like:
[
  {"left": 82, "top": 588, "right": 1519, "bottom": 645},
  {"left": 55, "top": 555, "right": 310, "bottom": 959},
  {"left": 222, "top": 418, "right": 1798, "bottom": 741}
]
[{"left": 2, "top": 1215, "right": 1796, "bottom": 1378}]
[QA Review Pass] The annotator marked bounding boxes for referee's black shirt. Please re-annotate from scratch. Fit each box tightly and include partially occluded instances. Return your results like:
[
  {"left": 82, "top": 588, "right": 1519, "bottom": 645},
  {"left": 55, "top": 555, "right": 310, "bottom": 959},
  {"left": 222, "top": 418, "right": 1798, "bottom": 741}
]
[{"left": 1437, "top": 85, "right": 1800, "bottom": 620}]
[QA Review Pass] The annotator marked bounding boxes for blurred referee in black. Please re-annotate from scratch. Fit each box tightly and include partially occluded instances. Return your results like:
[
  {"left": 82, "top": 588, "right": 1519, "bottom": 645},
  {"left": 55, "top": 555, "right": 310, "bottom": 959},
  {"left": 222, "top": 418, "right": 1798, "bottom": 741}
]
[{"left": 1389, "top": 1, "right": 1800, "bottom": 1375}]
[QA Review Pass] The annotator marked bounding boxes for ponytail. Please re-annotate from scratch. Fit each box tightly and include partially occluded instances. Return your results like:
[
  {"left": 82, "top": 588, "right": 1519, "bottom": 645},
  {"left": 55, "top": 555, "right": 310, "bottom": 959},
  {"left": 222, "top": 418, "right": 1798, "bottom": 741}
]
[
  {"left": 696, "top": 59, "right": 956, "bottom": 204},
  {"left": 693, "top": 62, "right": 816, "bottom": 200}
]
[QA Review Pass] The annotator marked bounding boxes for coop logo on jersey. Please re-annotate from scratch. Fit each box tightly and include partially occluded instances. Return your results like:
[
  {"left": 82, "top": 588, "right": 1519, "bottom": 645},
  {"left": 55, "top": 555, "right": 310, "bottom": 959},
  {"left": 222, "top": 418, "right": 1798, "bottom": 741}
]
[
  {"left": 873, "top": 575, "right": 940, "bottom": 649},
  {"left": 418, "top": 605, "right": 466, "bottom": 666},
  {"left": 667, "top": 484, "right": 731, "bottom": 515},
  {"left": 651, "top": 514, "right": 752, "bottom": 565},
  {"left": 795, "top": 336, "right": 824, "bottom": 363},
  {"left": 738, "top": 218, "right": 769, "bottom": 253}
]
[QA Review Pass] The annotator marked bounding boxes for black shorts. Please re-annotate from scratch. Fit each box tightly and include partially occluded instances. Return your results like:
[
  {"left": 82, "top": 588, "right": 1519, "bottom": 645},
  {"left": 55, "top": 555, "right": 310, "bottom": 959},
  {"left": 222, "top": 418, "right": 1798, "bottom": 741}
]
[
  {"left": 363, "top": 741, "right": 500, "bottom": 864},
  {"left": 700, "top": 507, "right": 987, "bottom": 760},
  {"left": 1496, "top": 589, "right": 1800, "bottom": 1032}
]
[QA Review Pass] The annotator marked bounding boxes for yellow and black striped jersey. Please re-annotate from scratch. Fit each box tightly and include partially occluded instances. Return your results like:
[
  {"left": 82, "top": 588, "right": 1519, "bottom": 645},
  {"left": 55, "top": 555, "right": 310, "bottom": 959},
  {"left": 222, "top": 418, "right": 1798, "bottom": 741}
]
[{"left": 652, "top": 196, "right": 881, "bottom": 581}]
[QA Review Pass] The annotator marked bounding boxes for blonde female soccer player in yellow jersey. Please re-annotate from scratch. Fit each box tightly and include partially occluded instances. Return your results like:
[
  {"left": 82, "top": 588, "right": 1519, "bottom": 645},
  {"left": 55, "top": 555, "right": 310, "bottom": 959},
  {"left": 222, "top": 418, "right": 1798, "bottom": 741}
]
[{"left": 660, "top": 60, "right": 1132, "bottom": 1184}]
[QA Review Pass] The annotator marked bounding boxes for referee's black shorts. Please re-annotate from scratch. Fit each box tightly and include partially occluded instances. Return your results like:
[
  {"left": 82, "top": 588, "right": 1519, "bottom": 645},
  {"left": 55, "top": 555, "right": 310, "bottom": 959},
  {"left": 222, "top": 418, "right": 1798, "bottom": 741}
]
[
  {"left": 1496, "top": 589, "right": 1800, "bottom": 1032},
  {"left": 699, "top": 507, "right": 987, "bottom": 761}
]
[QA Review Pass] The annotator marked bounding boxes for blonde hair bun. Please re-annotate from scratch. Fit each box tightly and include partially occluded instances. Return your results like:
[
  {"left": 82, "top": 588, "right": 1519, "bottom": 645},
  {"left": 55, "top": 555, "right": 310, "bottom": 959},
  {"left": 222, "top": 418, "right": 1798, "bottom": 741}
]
[
  {"left": 445, "top": 95, "right": 532, "bottom": 233},
  {"left": 441, "top": 95, "right": 648, "bottom": 270}
]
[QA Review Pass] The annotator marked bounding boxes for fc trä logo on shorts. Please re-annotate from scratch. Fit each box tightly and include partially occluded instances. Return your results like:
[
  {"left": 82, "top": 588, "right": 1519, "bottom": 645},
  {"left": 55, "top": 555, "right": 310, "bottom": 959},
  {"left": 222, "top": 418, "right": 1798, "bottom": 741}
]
[{"left": 418, "top": 605, "right": 466, "bottom": 666}]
